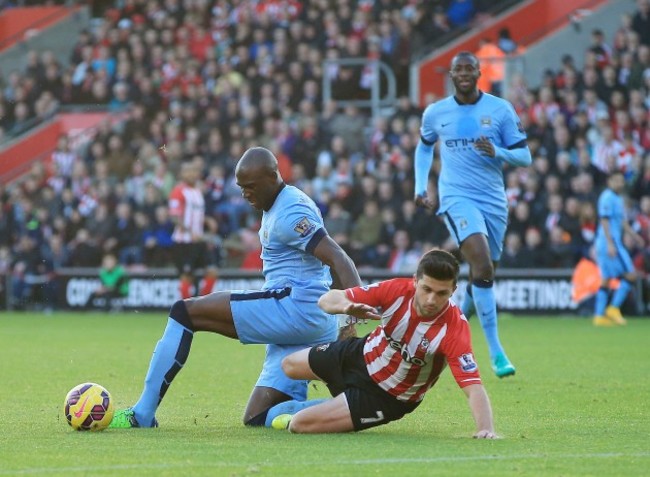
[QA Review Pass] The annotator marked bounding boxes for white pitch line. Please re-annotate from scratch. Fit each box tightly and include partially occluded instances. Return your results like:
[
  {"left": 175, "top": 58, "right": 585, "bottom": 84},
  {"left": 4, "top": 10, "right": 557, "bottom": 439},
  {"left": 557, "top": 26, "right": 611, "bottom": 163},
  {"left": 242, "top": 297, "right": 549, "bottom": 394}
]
[{"left": 2, "top": 452, "right": 649, "bottom": 475}]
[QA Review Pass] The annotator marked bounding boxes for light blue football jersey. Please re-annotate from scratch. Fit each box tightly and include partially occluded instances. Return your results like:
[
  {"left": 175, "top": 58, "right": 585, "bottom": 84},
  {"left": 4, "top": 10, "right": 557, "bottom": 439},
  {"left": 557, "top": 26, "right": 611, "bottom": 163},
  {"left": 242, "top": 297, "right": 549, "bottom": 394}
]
[
  {"left": 595, "top": 188, "right": 625, "bottom": 251},
  {"left": 259, "top": 184, "right": 331, "bottom": 301},
  {"left": 420, "top": 92, "right": 527, "bottom": 215}
]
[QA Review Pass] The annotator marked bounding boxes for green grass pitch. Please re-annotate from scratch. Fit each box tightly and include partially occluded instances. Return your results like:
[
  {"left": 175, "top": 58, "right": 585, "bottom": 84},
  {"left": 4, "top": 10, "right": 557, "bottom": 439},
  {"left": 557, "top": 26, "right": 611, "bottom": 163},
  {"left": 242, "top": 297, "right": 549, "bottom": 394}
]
[{"left": 0, "top": 311, "right": 648, "bottom": 476}]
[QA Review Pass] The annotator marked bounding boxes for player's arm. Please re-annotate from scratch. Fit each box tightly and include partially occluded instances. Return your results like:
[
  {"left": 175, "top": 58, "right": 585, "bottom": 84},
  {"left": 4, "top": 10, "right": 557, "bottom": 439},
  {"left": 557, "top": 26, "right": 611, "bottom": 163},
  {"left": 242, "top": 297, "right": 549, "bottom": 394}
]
[
  {"left": 312, "top": 234, "right": 362, "bottom": 290},
  {"left": 284, "top": 206, "right": 360, "bottom": 290},
  {"left": 493, "top": 140, "right": 532, "bottom": 167},
  {"left": 623, "top": 218, "right": 645, "bottom": 247},
  {"left": 600, "top": 217, "right": 617, "bottom": 256},
  {"left": 475, "top": 102, "right": 531, "bottom": 167},
  {"left": 414, "top": 139, "right": 435, "bottom": 210},
  {"left": 475, "top": 137, "right": 532, "bottom": 167},
  {"left": 168, "top": 188, "right": 185, "bottom": 230},
  {"left": 463, "top": 384, "right": 499, "bottom": 439},
  {"left": 414, "top": 105, "right": 438, "bottom": 209},
  {"left": 318, "top": 289, "right": 381, "bottom": 321},
  {"left": 446, "top": 316, "right": 497, "bottom": 438},
  {"left": 312, "top": 235, "right": 367, "bottom": 337}
]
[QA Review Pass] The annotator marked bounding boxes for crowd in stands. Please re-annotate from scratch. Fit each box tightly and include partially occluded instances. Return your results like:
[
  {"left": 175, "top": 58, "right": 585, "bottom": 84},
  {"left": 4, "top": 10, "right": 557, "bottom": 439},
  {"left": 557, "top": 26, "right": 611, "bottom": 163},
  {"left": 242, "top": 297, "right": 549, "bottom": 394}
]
[
  {"left": 1, "top": 0, "right": 650, "bottom": 310},
  {"left": 0, "top": 0, "right": 509, "bottom": 144}
]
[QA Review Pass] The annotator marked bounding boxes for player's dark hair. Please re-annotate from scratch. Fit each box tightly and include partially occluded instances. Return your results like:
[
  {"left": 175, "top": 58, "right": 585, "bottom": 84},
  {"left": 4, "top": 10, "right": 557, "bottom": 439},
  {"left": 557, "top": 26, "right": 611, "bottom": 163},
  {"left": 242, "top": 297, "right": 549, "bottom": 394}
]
[{"left": 416, "top": 249, "right": 459, "bottom": 284}]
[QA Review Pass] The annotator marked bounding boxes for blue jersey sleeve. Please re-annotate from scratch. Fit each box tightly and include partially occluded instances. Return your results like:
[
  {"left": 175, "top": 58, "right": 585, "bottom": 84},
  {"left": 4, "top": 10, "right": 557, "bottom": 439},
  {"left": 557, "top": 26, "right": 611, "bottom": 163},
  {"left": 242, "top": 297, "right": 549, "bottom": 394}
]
[
  {"left": 598, "top": 191, "right": 614, "bottom": 218},
  {"left": 420, "top": 103, "right": 439, "bottom": 145},
  {"left": 498, "top": 101, "right": 527, "bottom": 148},
  {"left": 275, "top": 203, "right": 326, "bottom": 254}
]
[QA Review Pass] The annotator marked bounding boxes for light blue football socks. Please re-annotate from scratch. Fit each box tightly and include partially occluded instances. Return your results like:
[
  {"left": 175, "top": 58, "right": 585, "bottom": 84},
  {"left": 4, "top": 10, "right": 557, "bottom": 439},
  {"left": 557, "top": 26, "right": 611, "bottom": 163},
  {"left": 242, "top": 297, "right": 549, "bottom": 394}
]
[
  {"left": 460, "top": 283, "right": 475, "bottom": 318},
  {"left": 594, "top": 286, "right": 609, "bottom": 316},
  {"left": 472, "top": 280, "right": 505, "bottom": 358},
  {"left": 611, "top": 280, "right": 631, "bottom": 308},
  {"left": 132, "top": 316, "right": 194, "bottom": 427}
]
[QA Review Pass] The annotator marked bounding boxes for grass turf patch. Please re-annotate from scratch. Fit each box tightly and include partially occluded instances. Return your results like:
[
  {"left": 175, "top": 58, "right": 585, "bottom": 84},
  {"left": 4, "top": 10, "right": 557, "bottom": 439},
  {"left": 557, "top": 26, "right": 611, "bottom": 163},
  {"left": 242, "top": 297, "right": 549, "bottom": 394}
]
[{"left": 0, "top": 312, "right": 648, "bottom": 476}]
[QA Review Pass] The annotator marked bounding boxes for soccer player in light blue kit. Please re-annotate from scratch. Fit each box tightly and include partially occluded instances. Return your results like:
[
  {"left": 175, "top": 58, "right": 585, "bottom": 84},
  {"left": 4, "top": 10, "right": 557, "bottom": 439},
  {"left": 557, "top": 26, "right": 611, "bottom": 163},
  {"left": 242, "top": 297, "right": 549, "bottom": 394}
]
[
  {"left": 413, "top": 51, "right": 531, "bottom": 378},
  {"left": 110, "top": 147, "right": 362, "bottom": 428},
  {"left": 593, "top": 171, "right": 643, "bottom": 326}
]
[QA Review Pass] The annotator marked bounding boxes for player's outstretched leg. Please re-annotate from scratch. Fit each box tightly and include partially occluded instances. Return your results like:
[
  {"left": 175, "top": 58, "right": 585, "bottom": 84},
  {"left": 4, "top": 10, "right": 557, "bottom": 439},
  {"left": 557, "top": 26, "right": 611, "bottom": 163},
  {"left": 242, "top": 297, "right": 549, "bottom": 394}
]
[
  {"left": 110, "top": 300, "right": 194, "bottom": 428},
  {"left": 472, "top": 280, "right": 515, "bottom": 378}
]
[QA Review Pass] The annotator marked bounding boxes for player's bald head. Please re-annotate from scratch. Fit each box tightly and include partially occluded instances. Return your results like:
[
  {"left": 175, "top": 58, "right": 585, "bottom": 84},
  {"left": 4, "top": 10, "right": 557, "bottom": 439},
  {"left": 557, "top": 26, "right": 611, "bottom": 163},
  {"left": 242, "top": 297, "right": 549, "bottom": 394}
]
[
  {"left": 235, "top": 147, "right": 284, "bottom": 210},
  {"left": 236, "top": 147, "right": 278, "bottom": 177},
  {"left": 451, "top": 51, "right": 479, "bottom": 69}
]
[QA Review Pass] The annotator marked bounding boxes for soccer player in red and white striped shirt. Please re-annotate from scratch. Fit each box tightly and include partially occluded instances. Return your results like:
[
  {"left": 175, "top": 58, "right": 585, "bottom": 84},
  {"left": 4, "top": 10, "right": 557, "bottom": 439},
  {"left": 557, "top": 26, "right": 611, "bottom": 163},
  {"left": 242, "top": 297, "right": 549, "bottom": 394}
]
[
  {"left": 169, "top": 161, "right": 205, "bottom": 244},
  {"left": 268, "top": 249, "right": 498, "bottom": 438},
  {"left": 168, "top": 161, "right": 206, "bottom": 297}
]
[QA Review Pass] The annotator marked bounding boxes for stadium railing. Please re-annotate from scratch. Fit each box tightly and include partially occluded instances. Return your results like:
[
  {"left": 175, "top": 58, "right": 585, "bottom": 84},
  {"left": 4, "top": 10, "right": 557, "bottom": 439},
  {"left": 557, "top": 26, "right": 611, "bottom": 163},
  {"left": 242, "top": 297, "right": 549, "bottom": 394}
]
[{"left": 322, "top": 58, "right": 397, "bottom": 120}]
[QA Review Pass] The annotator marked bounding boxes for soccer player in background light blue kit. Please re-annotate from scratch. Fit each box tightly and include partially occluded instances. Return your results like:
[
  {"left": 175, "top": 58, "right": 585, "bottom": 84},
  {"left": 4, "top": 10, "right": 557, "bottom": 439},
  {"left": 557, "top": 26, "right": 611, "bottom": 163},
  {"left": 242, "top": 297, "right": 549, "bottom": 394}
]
[
  {"left": 593, "top": 171, "right": 643, "bottom": 326},
  {"left": 413, "top": 51, "right": 531, "bottom": 378},
  {"left": 109, "top": 147, "right": 363, "bottom": 428}
]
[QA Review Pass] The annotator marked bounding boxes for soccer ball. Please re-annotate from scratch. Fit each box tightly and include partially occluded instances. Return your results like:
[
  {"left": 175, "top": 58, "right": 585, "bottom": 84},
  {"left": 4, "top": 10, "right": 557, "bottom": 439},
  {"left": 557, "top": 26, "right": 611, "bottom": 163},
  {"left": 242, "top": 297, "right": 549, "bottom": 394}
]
[{"left": 64, "top": 383, "right": 114, "bottom": 431}]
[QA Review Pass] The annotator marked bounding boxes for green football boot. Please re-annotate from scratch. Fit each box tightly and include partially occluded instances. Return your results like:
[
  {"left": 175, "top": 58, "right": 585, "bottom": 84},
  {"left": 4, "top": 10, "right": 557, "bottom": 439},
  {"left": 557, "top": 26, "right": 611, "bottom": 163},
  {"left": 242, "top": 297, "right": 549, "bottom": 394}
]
[
  {"left": 271, "top": 414, "right": 292, "bottom": 430},
  {"left": 109, "top": 408, "right": 158, "bottom": 428}
]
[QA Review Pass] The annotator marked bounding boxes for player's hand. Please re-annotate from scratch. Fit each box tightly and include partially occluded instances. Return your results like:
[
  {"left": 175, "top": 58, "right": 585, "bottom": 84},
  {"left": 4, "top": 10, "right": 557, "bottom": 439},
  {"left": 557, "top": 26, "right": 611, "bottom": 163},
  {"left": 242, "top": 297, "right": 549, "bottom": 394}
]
[
  {"left": 343, "top": 302, "right": 381, "bottom": 321},
  {"left": 474, "top": 136, "right": 495, "bottom": 157},
  {"left": 414, "top": 192, "right": 435, "bottom": 210},
  {"left": 473, "top": 430, "right": 500, "bottom": 439}
]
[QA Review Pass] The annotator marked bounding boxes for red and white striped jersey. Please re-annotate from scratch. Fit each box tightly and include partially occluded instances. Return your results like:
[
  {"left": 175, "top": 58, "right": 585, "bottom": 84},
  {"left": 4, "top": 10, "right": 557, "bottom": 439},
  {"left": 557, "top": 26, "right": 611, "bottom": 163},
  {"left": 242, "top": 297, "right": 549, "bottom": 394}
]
[
  {"left": 51, "top": 150, "right": 78, "bottom": 178},
  {"left": 169, "top": 183, "right": 205, "bottom": 243},
  {"left": 346, "top": 278, "right": 481, "bottom": 403}
]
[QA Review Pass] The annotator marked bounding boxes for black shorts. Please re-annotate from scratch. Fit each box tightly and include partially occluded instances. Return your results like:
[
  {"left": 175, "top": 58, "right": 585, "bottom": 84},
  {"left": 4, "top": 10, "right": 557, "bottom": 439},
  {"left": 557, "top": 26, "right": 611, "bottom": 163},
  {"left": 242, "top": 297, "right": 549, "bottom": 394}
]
[{"left": 308, "top": 336, "right": 420, "bottom": 431}]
